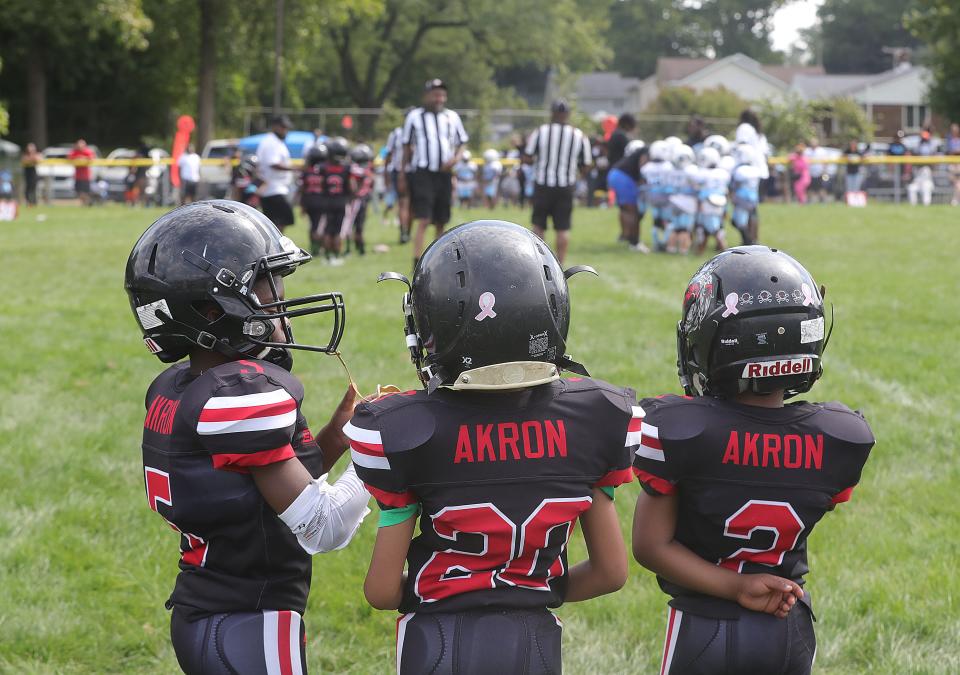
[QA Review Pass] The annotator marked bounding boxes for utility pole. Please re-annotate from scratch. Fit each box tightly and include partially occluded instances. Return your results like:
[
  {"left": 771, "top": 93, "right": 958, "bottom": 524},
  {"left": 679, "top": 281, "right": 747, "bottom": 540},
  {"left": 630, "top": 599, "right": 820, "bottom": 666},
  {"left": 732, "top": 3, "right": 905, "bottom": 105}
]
[{"left": 273, "top": 0, "right": 284, "bottom": 114}]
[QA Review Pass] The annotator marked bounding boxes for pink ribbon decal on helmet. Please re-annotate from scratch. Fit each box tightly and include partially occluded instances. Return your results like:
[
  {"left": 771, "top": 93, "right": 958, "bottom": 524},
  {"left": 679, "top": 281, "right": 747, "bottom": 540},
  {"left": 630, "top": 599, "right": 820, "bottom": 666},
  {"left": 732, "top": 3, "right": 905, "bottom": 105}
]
[
  {"left": 722, "top": 292, "right": 740, "bottom": 318},
  {"left": 801, "top": 283, "right": 816, "bottom": 307},
  {"left": 475, "top": 292, "right": 498, "bottom": 321}
]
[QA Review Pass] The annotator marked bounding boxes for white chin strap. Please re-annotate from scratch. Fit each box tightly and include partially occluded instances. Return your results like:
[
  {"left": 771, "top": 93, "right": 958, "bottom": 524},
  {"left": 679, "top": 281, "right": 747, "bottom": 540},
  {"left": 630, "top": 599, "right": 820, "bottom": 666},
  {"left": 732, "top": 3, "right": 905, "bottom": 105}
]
[{"left": 446, "top": 361, "right": 561, "bottom": 391}]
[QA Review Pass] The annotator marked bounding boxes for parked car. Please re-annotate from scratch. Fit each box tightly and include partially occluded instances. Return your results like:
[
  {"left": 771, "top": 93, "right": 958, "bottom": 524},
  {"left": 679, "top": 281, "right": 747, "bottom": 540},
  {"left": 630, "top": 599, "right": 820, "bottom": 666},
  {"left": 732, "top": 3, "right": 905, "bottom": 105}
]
[
  {"left": 37, "top": 144, "right": 102, "bottom": 199},
  {"left": 198, "top": 139, "right": 238, "bottom": 199},
  {"left": 101, "top": 147, "right": 173, "bottom": 204}
]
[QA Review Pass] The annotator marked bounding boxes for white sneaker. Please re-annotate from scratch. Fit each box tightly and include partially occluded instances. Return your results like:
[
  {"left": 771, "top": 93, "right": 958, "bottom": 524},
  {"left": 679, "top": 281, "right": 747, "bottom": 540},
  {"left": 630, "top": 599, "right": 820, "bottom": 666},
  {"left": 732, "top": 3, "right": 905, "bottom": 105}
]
[
  {"left": 631, "top": 243, "right": 651, "bottom": 254},
  {"left": 329, "top": 257, "right": 345, "bottom": 267}
]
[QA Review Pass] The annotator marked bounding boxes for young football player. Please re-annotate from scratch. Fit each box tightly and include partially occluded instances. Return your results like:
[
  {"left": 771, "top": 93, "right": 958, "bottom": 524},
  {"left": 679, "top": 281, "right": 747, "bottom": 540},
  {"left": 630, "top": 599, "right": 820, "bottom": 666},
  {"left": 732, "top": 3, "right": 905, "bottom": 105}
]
[
  {"left": 125, "top": 200, "right": 370, "bottom": 674},
  {"left": 632, "top": 246, "right": 874, "bottom": 675},
  {"left": 730, "top": 143, "right": 768, "bottom": 245},
  {"left": 318, "top": 137, "right": 354, "bottom": 266},
  {"left": 300, "top": 144, "right": 328, "bottom": 256},
  {"left": 641, "top": 140, "right": 674, "bottom": 253},
  {"left": 454, "top": 149, "right": 479, "bottom": 209},
  {"left": 665, "top": 144, "right": 699, "bottom": 255},
  {"left": 345, "top": 143, "right": 374, "bottom": 257},
  {"left": 607, "top": 140, "right": 649, "bottom": 252},
  {"left": 481, "top": 149, "right": 503, "bottom": 209},
  {"left": 345, "top": 220, "right": 634, "bottom": 674},
  {"left": 693, "top": 146, "right": 731, "bottom": 255}
]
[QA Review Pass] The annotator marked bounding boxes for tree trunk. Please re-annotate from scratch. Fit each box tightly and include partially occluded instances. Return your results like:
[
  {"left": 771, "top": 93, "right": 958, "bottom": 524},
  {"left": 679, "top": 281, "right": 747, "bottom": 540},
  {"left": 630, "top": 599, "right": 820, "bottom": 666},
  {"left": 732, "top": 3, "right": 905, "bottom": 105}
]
[
  {"left": 26, "top": 44, "right": 47, "bottom": 149},
  {"left": 197, "top": 0, "right": 217, "bottom": 151}
]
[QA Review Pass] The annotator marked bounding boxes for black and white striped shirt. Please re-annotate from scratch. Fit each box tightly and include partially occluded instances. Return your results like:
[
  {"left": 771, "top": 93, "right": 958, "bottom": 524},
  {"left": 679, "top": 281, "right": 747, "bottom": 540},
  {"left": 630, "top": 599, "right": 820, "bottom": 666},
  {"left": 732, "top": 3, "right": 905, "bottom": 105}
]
[
  {"left": 524, "top": 123, "right": 592, "bottom": 188},
  {"left": 402, "top": 107, "right": 468, "bottom": 172}
]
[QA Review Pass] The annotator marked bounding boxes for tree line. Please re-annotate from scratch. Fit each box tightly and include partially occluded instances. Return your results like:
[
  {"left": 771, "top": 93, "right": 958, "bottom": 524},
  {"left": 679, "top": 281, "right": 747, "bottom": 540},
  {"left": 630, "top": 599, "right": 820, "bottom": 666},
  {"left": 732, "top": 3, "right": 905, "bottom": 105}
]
[{"left": 0, "top": 0, "right": 955, "bottom": 150}]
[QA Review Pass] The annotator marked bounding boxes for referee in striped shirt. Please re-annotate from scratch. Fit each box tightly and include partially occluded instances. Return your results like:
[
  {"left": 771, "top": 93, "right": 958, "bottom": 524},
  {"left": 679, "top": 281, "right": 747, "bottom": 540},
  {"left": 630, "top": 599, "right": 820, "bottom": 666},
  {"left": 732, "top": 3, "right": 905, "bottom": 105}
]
[
  {"left": 523, "top": 99, "right": 591, "bottom": 264},
  {"left": 399, "top": 78, "right": 468, "bottom": 269}
]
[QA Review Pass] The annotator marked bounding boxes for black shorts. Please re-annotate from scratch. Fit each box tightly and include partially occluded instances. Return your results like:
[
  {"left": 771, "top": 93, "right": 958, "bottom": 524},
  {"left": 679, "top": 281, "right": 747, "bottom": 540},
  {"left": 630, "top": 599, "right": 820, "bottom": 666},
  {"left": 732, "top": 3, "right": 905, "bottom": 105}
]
[
  {"left": 181, "top": 181, "right": 198, "bottom": 199},
  {"left": 261, "top": 194, "right": 295, "bottom": 227},
  {"left": 660, "top": 603, "right": 816, "bottom": 675},
  {"left": 352, "top": 200, "right": 368, "bottom": 233},
  {"left": 397, "top": 608, "right": 562, "bottom": 675},
  {"left": 322, "top": 207, "right": 346, "bottom": 237},
  {"left": 170, "top": 607, "right": 308, "bottom": 675},
  {"left": 531, "top": 185, "right": 574, "bottom": 231},
  {"left": 75, "top": 179, "right": 91, "bottom": 195},
  {"left": 409, "top": 169, "right": 452, "bottom": 226}
]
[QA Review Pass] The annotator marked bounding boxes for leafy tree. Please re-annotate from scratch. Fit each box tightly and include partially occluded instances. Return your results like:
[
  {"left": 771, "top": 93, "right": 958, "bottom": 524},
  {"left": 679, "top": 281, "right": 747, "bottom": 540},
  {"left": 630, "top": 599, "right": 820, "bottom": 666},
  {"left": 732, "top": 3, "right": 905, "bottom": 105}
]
[
  {"left": 819, "top": 0, "right": 920, "bottom": 74},
  {"left": 758, "top": 95, "right": 816, "bottom": 150},
  {"left": 0, "top": 0, "right": 151, "bottom": 148},
  {"left": 907, "top": 0, "right": 960, "bottom": 119},
  {"left": 642, "top": 86, "right": 749, "bottom": 138},
  {"left": 689, "top": 0, "right": 786, "bottom": 63},
  {"left": 0, "top": 58, "right": 8, "bottom": 136}
]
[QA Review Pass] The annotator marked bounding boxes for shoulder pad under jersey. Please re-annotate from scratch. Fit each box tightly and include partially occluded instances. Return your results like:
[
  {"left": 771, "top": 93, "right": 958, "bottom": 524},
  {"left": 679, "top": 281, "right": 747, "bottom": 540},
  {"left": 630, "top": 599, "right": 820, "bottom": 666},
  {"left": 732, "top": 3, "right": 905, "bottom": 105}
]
[
  {"left": 813, "top": 401, "right": 876, "bottom": 446},
  {"left": 355, "top": 390, "right": 436, "bottom": 453},
  {"left": 638, "top": 394, "right": 708, "bottom": 442}
]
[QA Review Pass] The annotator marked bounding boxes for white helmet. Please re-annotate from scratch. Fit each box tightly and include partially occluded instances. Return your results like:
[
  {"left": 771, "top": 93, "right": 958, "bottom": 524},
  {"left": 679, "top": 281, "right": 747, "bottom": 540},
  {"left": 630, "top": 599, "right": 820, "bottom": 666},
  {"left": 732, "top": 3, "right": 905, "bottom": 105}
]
[
  {"left": 664, "top": 135, "right": 683, "bottom": 148},
  {"left": 649, "top": 140, "right": 670, "bottom": 162},
  {"left": 734, "top": 143, "right": 760, "bottom": 167},
  {"left": 697, "top": 146, "right": 721, "bottom": 169},
  {"left": 703, "top": 134, "right": 731, "bottom": 156},
  {"left": 483, "top": 149, "right": 501, "bottom": 162},
  {"left": 719, "top": 154, "right": 737, "bottom": 173},
  {"left": 461, "top": 149, "right": 472, "bottom": 161},
  {"left": 625, "top": 139, "right": 646, "bottom": 155},
  {"left": 672, "top": 143, "right": 695, "bottom": 167}
]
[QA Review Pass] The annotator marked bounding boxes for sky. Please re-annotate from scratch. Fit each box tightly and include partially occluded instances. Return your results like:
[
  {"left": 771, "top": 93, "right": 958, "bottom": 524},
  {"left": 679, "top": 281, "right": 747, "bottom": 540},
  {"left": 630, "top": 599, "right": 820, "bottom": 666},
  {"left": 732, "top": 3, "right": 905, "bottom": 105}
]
[{"left": 771, "top": 0, "right": 823, "bottom": 53}]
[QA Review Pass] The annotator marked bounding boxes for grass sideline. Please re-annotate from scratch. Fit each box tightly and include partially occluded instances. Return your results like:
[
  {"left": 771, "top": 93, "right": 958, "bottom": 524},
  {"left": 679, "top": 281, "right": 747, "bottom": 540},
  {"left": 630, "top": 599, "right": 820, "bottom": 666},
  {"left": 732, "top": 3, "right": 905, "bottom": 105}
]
[{"left": 0, "top": 202, "right": 957, "bottom": 674}]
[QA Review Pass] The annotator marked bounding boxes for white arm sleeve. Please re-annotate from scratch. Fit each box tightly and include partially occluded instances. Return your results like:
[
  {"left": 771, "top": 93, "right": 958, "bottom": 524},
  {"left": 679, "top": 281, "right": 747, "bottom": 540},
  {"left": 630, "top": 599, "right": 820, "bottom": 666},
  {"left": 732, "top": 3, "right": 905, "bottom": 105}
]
[{"left": 279, "top": 463, "right": 371, "bottom": 554}]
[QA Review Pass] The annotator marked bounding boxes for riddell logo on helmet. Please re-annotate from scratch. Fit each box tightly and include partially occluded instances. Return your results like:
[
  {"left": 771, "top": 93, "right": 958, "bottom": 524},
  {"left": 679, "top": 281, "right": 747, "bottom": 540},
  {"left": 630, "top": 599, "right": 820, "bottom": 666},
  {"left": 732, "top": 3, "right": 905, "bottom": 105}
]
[{"left": 742, "top": 358, "right": 813, "bottom": 378}]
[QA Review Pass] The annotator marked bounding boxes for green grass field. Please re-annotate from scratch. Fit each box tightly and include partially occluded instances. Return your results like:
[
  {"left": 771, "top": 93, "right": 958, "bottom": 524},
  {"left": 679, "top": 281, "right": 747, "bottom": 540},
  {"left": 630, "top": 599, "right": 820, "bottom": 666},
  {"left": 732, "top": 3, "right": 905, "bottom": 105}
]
[{"left": 0, "top": 201, "right": 957, "bottom": 674}]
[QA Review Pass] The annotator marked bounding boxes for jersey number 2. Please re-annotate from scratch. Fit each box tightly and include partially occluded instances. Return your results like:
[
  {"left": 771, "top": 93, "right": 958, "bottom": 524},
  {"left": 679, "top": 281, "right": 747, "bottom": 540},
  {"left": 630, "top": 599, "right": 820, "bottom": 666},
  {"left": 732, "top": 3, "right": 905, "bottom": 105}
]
[
  {"left": 144, "top": 467, "right": 208, "bottom": 567},
  {"left": 415, "top": 498, "right": 591, "bottom": 603},
  {"left": 719, "top": 499, "right": 804, "bottom": 572}
]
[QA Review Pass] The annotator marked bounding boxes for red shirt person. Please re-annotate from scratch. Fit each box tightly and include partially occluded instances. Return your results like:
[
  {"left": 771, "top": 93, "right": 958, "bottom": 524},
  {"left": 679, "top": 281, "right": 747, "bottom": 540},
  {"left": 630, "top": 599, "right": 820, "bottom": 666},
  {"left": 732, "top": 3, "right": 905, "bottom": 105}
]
[{"left": 68, "top": 139, "right": 96, "bottom": 205}]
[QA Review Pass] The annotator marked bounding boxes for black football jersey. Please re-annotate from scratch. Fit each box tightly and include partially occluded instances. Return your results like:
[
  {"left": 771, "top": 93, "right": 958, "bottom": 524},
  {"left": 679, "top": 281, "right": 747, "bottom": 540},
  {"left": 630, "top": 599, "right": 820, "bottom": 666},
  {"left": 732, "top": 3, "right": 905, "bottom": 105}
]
[
  {"left": 344, "top": 377, "right": 638, "bottom": 614},
  {"left": 140, "top": 359, "right": 325, "bottom": 622},
  {"left": 633, "top": 394, "right": 874, "bottom": 616}
]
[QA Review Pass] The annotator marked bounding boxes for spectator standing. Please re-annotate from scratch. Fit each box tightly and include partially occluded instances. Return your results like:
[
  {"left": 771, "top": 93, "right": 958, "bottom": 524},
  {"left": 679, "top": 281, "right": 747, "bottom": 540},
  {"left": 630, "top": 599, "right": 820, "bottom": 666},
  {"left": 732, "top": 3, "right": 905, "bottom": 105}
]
[
  {"left": 946, "top": 123, "right": 960, "bottom": 206},
  {"left": 789, "top": 143, "right": 811, "bottom": 205},
  {"left": 21, "top": 142, "right": 41, "bottom": 206},
  {"left": 606, "top": 114, "right": 636, "bottom": 168},
  {"left": 844, "top": 139, "right": 865, "bottom": 195},
  {"left": 177, "top": 144, "right": 201, "bottom": 205},
  {"left": 68, "top": 138, "right": 95, "bottom": 206},
  {"left": 523, "top": 99, "right": 592, "bottom": 264},
  {"left": 256, "top": 115, "right": 297, "bottom": 231},
  {"left": 400, "top": 79, "right": 468, "bottom": 269},
  {"left": 804, "top": 138, "right": 830, "bottom": 202},
  {"left": 686, "top": 114, "right": 707, "bottom": 151}
]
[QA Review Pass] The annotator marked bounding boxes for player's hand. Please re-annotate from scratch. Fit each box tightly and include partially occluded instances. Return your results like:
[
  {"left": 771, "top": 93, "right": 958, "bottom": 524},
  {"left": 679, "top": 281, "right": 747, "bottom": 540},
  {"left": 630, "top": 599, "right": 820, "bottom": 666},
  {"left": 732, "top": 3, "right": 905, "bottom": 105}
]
[
  {"left": 316, "top": 384, "right": 359, "bottom": 460},
  {"left": 440, "top": 159, "right": 457, "bottom": 173},
  {"left": 734, "top": 573, "right": 804, "bottom": 619}
]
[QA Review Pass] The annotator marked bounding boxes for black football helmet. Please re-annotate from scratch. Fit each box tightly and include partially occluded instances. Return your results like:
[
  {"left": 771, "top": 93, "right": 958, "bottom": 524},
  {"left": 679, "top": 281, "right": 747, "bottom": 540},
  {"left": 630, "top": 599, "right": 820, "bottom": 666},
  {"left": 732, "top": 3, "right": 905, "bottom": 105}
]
[
  {"left": 306, "top": 144, "right": 328, "bottom": 166},
  {"left": 677, "top": 245, "right": 830, "bottom": 399},
  {"left": 327, "top": 137, "right": 349, "bottom": 162},
  {"left": 350, "top": 143, "right": 373, "bottom": 164},
  {"left": 124, "top": 200, "right": 345, "bottom": 368},
  {"left": 379, "top": 220, "right": 596, "bottom": 392}
]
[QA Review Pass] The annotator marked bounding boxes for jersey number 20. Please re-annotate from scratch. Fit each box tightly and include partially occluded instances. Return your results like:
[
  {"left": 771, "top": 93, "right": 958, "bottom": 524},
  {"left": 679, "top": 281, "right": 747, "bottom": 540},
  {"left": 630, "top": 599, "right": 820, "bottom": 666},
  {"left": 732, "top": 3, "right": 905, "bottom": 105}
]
[
  {"left": 719, "top": 499, "right": 805, "bottom": 573},
  {"left": 415, "top": 498, "right": 591, "bottom": 603}
]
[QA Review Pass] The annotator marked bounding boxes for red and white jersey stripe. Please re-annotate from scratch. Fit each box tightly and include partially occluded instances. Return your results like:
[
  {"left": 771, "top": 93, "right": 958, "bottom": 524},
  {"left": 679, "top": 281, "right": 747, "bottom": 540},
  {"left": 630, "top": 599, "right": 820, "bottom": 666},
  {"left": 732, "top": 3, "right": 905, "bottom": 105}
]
[
  {"left": 625, "top": 405, "right": 645, "bottom": 447},
  {"left": 197, "top": 389, "right": 297, "bottom": 435},
  {"left": 262, "top": 610, "right": 304, "bottom": 675},
  {"left": 637, "top": 416, "right": 664, "bottom": 462},
  {"left": 343, "top": 420, "right": 389, "bottom": 470}
]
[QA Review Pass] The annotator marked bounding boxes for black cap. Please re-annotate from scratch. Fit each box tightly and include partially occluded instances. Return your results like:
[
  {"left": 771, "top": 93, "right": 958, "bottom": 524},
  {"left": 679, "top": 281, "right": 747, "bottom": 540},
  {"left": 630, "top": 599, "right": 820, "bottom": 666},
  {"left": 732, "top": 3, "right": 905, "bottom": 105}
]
[
  {"left": 424, "top": 78, "right": 447, "bottom": 92},
  {"left": 550, "top": 99, "right": 570, "bottom": 113},
  {"left": 271, "top": 114, "right": 293, "bottom": 128}
]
